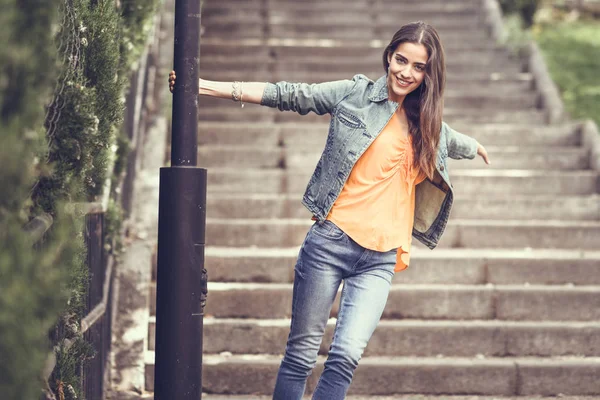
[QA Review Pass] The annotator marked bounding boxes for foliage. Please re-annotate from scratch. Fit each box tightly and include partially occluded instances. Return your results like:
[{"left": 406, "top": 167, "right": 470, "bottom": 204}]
[
  {"left": 120, "top": 0, "right": 160, "bottom": 71},
  {"left": 498, "top": 0, "right": 542, "bottom": 27},
  {"left": 500, "top": 1, "right": 600, "bottom": 126},
  {"left": 32, "top": 0, "right": 125, "bottom": 214},
  {"left": 534, "top": 19, "right": 600, "bottom": 125},
  {"left": 1, "top": 0, "right": 159, "bottom": 398},
  {"left": 0, "top": 0, "right": 81, "bottom": 398},
  {"left": 50, "top": 336, "right": 95, "bottom": 400}
]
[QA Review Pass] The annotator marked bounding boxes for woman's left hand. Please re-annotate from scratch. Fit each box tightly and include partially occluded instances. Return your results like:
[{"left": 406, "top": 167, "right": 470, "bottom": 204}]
[{"left": 477, "top": 142, "right": 491, "bottom": 165}]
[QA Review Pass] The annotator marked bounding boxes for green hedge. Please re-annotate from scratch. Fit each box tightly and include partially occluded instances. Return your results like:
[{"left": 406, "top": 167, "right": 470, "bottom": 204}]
[
  {"left": 499, "top": 0, "right": 542, "bottom": 27},
  {"left": 0, "top": 1, "right": 84, "bottom": 399},
  {"left": 0, "top": 0, "right": 158, "bottom": 398}
]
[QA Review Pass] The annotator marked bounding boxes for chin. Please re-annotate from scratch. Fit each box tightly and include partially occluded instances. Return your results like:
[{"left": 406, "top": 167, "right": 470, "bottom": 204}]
[{"left": 394, "top": 86, "right": 414, "bottom": 96}]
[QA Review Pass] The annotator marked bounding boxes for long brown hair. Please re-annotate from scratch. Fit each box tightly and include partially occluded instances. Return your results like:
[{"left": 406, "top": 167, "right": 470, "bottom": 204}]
[{"left": 382, "top": 21, "right": 446, "bottom": 180}]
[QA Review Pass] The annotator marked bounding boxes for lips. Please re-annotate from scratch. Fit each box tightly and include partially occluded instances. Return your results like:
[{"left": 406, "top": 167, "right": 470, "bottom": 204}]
[{"left": 395, "top": 75, "right": 412, "bottom": 88}]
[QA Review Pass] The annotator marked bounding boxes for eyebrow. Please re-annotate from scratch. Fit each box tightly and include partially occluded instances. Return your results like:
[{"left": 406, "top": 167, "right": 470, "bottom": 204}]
[{"left": 395, "top": 52, "right": 427, "bottom": 66}]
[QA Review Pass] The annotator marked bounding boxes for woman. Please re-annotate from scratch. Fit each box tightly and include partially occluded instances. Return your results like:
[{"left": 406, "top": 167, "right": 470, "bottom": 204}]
[{"left": 170, "top": 21, "right": 490, "bottom": 400}]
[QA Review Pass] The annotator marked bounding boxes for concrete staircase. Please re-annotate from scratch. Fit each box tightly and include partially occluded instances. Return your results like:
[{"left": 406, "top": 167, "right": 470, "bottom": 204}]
[{"left": 145, "top": 0, "right": 600, "bottom": 397}]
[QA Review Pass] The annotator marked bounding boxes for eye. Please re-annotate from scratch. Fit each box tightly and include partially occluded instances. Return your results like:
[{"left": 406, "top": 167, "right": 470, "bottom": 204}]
[
  {"left": 395, "top": 57, "right": 407, "bottom": 65},
  {"left": 415, "top": 65, "right": 425, "bottom": 72}
]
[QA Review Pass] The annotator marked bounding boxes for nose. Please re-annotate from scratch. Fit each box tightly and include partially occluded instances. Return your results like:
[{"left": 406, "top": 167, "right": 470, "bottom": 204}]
[{"left": 399, "top": 69, "right": 411, "bottom": 80}]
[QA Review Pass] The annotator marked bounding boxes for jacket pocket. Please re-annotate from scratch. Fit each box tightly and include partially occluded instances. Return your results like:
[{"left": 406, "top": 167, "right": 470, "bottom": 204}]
[{"left": 333, "top": 105, "right": 365, "bottom": 129}]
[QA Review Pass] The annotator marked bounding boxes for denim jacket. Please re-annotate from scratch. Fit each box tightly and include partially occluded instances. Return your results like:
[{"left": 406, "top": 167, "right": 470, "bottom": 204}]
[{"left": 261, "top": 73, "right": 479, "bottom": 249}]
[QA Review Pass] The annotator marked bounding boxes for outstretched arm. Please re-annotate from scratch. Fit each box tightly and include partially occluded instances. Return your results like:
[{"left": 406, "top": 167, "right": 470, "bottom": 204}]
[
  {"left": 168, "top": 71, "right": 362, "bottom": 115},
  {"left": 168, "top": 71, "right": 267, "bottom": 105},
  {"left": 259, "top": 75, "right": 361, "bottom": 115},
  {"left": 443, "top": 122, "right": 491, "bottom": 165},
  {"left": 199, "top": 79, "right": 267, "bottom": 105}
]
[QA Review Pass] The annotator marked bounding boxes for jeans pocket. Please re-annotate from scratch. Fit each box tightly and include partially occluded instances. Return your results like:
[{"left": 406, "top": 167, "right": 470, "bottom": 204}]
[{"left": 311, "top": 220, "right": 346, "bottom": 240}]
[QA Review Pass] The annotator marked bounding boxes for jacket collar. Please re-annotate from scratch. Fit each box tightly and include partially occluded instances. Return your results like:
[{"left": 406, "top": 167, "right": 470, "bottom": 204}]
[{"left": 368, "top": 74, "right": 390, "bottom": 102}]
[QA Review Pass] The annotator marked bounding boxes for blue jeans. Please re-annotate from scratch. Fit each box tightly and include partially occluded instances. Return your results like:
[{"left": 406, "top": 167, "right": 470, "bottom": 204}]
[{"left": 272, "top": 220, "right": 397, "bottom": 400}]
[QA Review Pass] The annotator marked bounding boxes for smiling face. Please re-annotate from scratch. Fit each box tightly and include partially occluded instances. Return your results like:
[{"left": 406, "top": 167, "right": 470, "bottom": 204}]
[{"left": 386, "top": 41, "right": 429, "bottom": 104}]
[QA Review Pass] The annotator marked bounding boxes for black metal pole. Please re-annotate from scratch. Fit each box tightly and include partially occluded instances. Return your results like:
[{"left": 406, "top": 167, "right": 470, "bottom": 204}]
[{"left": 154, "top": 0, "right": 207, "bottom": 398}]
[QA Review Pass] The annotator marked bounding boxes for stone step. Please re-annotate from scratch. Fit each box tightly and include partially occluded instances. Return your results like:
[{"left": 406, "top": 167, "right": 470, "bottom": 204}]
[
  {"left": 198, "top": 122, "right": 581, "bottom": 147},
  {"left": 281, "top": 51, "right": 520, "bottom": 68},
  {"left": 199, "top": 41, "right": 510, "bottom": 61},
  {"left": 200, "top": 66, "right": 524, "bottom": 92},
  {"left": 198, "top": 122, "right": 281, "bottom": 146},
  {"left": 203, "top": 0, "right": 364, "bottom": 12},
  {"left": 186, "top": 247, "right": 600, "bottom": 285},
  {"left": 144, "top": 352, "right": 600, "bottom": 395},
  {"left": 200, "top": 82, "right": 539, "bottom": 111},
  {"left": 370, "top": 2, "right": 482, "bottom": 14},
  {"left": 199, "top": 67, "right": 525, "bottom": 83},
  {"left": 202, "top": 0, "right": 483, "bottom": 6},
  {"left": 376, "top": 15, "right": 485, "bottom": 28},
  {"left": 196, "top": 145, "right": 586, "bottom": 170},
  {"left": 200, "top": 94, "right": 536, "bottom": 113},
  {"left": 203, "top": 10, "right": 262, "bottom": 22},
  {"left": 203, "top": 0, "right": 482, "bottom": 14},
  {"left": 272, "top": 71, "right": 530, "bottom": 84},
  {"left": 273, "top": 122, "right": 581, "bottom": 148},
  {"left": 261, "top": 27, "right": 495, "bottom": 44},
  {"left": 114, "top": 393, "right": 600, "bottom": 400},
  {"left": 198, "top": 71, "right": 533, "bottom": 93},
  {"left": 199, "top": 56, "right": 522, "bottom": 73},
  {"left": 377, "top": 0, "right": 481, "bottom": 4},
  {"left": 200, "top": 28, "right": 500, "bottom": 44},
  {"left": 204, "top": 169, "right": 597, "bottom": 195},
  {"left": 148, "top": 317, "right": 600, "bottom": 357},
  {"left": 196, "top": 106, "right": 546, "bottom": 124},
  {"left": 287, "top": 147, "right": 586, "bottom": 170},
  {"left": 202, "top": 218, "right": 600, "bottom": 249},
  {"left": 197, "top": 85, "right": 534, "bottom": 110},
  {"left": 256, "top": 13, "right": 486, "bottom": 30},
  {"left": 149, "top": 282, "right": 600, "bottom": 321},
  {"left": 199, "top": 39, "right": 508, "bottom": 57},
  {"left": 199, "top": 37, "right": 508, "bottom": 52},
  {"left": 204, "top": 194, "right": 599, "bottom": 221},
  {"left": 202, "top": 24, "right": 265, "bottom": 39},
  {"left": 152, "top": 396, "right": 600, "bottom": 400}
]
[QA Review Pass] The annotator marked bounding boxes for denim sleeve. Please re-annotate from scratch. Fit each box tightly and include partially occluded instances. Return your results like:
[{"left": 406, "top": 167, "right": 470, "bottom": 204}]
[
  {"left": 260, "top": 74, "right": 362, "bottom": 115},
  {"left": 443, "top": 122, "right": 479, "bottom": 160}
]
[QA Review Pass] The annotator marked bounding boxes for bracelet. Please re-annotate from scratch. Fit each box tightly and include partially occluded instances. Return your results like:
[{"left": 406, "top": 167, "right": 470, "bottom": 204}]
[
  {"left": 240, "top": 82, "right": 245, "bottom": 108},
  {"left": 231, "top": 81, "right": 241, "bottom": 101},
  {"left": 231, "top": 81, "right": 245, "bottom": 108}
]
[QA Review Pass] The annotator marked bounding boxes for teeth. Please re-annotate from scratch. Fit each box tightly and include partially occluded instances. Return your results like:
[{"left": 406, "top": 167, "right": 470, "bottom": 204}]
[{"left": 396, "top": 76, "right": 409, "bottom": 85}]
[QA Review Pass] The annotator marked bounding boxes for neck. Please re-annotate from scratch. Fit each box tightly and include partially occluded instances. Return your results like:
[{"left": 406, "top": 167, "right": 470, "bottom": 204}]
[{"left": 387, "top": 84, "right": 406, "bottom": 108}]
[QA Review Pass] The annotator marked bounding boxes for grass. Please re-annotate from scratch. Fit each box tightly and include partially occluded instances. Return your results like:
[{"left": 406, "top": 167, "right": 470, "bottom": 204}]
[{"left": 533, "top": 19, "right": 600, "bottom": 125}]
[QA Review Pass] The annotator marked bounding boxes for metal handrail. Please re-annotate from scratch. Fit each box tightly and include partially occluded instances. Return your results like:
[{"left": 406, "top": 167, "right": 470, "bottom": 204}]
[{"left": 24, "top": 213, "right": 54, "bottom": 244}]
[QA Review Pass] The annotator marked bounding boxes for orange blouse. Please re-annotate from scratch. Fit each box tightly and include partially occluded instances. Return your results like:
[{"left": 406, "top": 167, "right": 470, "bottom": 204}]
[{"left": 326, "top": 112, "right": 426, "bottom": 272}]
